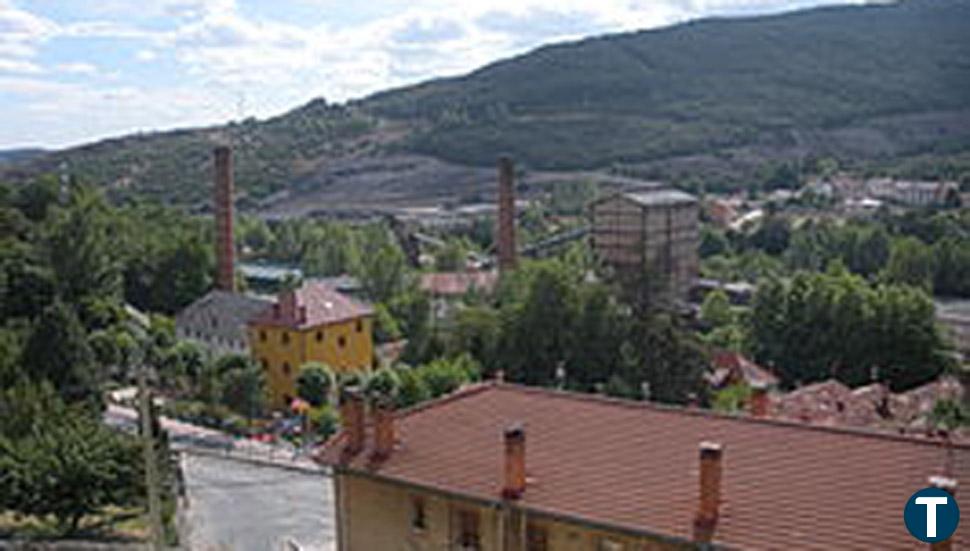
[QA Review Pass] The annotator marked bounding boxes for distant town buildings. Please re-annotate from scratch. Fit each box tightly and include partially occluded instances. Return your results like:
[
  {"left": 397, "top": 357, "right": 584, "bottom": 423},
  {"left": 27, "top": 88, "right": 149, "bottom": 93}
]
[
  {"left": 248, "top": 281, "right": 374, "bottom": 408},
  {"left": 319, "top": 380, "right": 968, "bottom": 550},
  {"left": 806, "top": 175, "right": 959, "bottom": 208},
  {"left": 591, "top": 188, "right": 699, "bottom": 299},
  {"left": 175, "top": 290, "right": 271, "bottom": 356}
]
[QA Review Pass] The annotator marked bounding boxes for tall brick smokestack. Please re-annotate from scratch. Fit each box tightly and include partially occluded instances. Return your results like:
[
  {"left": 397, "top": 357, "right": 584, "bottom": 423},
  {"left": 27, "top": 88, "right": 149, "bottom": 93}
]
[
  {"left": 497, "top": 156, "right": 517, "bottom": 272},
  {"left": 213, "top": 146, "right": 236, "bottom": 292}
]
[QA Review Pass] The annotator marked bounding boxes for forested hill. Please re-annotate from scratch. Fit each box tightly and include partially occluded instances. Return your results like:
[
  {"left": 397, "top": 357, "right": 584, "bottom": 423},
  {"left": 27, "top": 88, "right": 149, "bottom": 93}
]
[
  {"left": 364, "top": 0, "right": 970, "bottom": 169},
  {"left": 3, "top": 0, "right": 970, "bottom": 207}
]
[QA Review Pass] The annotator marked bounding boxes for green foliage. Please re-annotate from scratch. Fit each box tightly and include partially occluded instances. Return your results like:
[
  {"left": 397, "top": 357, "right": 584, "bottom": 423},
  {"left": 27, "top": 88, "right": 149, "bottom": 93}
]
[
  {"left": 45, "top": 186, "right": 122, "bottom": 305},
  {"left": 364, "top": 366, "right": 401, "bottom": 403},
  {"left": 882, "top": 236, "right": 935, "bottom": 292},
  {"left": 219, "top": 358, "right": 265, "bottom": 418},
  {"left": 700, "top": 289, "right": 734, "bottom": 328},
  {"left": 747, "top": 271, "right": 950, "bottom": 391},
  {"left": 395, "top": 368, "right": 432, "bottom": 409},
  {"left": 21, "top": 300, "right": 99, "bottom": 403},
  {"left": 307, "top": 404, "right": 339, "bottom": 439},
  {"left": 931, "top": 399, "right": 970, "bottom": 431},
  {"left": 0, "top": 382, "right": 142, "bottom": 534},
  {"left": 712, "top": 382, "right": 752, "bottom": 413},
  {"left": 296, "top": 362, "right": 334, "bottom": 407}
]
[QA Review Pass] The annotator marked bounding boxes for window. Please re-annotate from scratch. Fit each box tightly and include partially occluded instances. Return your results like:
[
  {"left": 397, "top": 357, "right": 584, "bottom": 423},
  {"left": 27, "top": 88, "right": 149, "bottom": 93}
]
[
  {"left": 261, "top": 358, "right": 269, "bottom": 369},
  {"left": 281, "top": 331, "right": 290, "bottom": 345},
  {"left": 210, "top": 317, "right": 218, "bottom": 329},
  {"left": 338, "top": 336, "right": 346, "bottom": 348},
  {"left": 282, "top": 362, "right": 292, "bottom": 377},
  {"left": 259, "top": 330, "right": 267, "bottom": 342},
  {"left": 316, "top": 330, "right": 324, "bottom": 342},
  {"left": 456, "top": 509, "right": 479, "bottom": 550},
  {"left": 410, "top": 497, "right": 427, "bottom": 532},
  {"left": 526, "top": 523, "right": 548, "bottom": 551},
  {"left": 355, "top": 320, "right": 363, "bottom": 333}
]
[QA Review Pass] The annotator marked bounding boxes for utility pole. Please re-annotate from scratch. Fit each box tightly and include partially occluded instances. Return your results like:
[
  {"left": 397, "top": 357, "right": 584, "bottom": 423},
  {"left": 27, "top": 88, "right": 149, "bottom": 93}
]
[{"left": 138, "top": 367, "right": 165, "bottom": 550}]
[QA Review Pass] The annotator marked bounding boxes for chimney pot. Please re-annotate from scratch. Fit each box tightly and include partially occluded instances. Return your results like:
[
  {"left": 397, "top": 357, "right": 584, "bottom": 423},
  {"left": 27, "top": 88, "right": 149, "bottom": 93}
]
[
  {"left": 340, "top": 388, "right": 365, "bottom": 457},
  {"left": 694, "top": 441, "right": 724, "bottom": 543},
  {"left": 371, "top": 400, "right": 396, "bottom": 461},
  {"left": 502, "top": 422, "right": 526, "bottom": 499}
]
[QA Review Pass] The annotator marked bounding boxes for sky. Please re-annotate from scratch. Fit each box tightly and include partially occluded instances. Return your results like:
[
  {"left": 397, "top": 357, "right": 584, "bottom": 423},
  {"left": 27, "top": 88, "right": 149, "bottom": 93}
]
[{"left": 0, "top": 0, "right": 867, "bottom": 150}]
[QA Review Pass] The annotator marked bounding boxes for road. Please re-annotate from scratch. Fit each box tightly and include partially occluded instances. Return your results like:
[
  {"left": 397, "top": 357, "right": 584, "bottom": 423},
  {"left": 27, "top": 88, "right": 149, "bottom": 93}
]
[{"left": 182, "top": 453, "right": 336, "bottom": 551}]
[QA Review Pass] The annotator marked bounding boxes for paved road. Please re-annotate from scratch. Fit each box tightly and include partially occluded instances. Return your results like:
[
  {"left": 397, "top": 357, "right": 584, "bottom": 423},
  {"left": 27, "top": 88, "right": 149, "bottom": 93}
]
[{"left": 182, "top": 453, "right": 336, "bottom": 551}]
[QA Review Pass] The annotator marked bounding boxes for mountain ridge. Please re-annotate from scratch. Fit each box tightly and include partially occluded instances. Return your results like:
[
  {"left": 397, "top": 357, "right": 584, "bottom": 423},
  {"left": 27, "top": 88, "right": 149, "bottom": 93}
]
[{"left": 3, "top": 0, "right": 970, "bottom": 207}]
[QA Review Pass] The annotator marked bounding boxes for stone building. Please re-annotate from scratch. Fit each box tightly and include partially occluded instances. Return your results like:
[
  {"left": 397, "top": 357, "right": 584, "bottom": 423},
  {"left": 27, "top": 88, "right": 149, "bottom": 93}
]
[
  {"left": 175, "top": 290, "right": 271, "bottom": 356},
  {"left": 319, "top": 380, "right": 968, "bottom": 550},
  {"left": 591, "top": 189, "right": 699, "bottom": 299}
]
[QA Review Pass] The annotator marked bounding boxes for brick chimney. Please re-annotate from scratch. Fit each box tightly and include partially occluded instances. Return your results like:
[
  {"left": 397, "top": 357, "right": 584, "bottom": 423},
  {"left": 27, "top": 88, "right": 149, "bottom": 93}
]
[
  {"left": 340, "top": 389, "right": 365, "bottom": 457},
  {"left": 496, "top": 156, "right": 517, "bottom": 272},
  {"left": 502, "top": 423, "right": 526, "bottom": 499},
  {"left": 371, "top": 400, "right": 396, "bottom": 461},
  {"left": 213, "top": 146, "right": 236, "bottom": 292},
  {"left": 749, "top": 381, "right": 770, "bottom": 417},
  {"left": 693, "top": 441, "right": 724, "bottom": 543},
  {"left": 929, "top": 476, "right": 957, "bottom": 551}
]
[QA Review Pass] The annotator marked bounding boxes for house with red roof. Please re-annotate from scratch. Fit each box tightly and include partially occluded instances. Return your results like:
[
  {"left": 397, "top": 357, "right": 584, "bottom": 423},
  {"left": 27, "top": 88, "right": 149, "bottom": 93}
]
[
  {"left": 248, "top": 281, "right": 374, "bottom": 408},
  {"left": 319, "top": 380, "right": 967, "bottom": 550}
]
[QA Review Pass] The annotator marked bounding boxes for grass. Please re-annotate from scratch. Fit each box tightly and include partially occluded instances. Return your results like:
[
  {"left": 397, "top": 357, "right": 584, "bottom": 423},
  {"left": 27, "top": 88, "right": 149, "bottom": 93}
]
[{"left": 0, "top": 506, "right": 148, "bottom": 542}]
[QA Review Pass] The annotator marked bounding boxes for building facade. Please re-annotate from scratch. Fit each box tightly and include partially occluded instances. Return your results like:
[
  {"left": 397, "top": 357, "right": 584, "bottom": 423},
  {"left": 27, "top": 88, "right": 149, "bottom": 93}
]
[
  {"left": 175, "top": 290, "right": 271, "bottom": 356},
  {"left": 591, "top": 189, "right": 699, "bottom": 299},
  {"left": 248, "top": 281, "right": 374, "bottom": 408},
  {"left": 319, "top": 381, "right": 969, "bottom": 550}
]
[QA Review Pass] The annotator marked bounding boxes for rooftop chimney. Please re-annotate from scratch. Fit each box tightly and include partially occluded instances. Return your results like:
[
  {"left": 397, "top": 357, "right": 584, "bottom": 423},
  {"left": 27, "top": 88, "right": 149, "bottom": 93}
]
[
  {"left": 496, "top": 156, "right": 517, "bottom": 272},
  {"left": 693, "top": 441, "right": 724, "bottom": 543},
  {"left": 213, "top": 146, "right": 236, "bottom": 292},
  {"left": 371, "top": 400, "right": 396, "bottom": 461},
  {"left": 929, "top": 476, "right": 958, "bottom": 551},
  {"left": 502, "top": 423, "right": 526, "bottom": 499},
  {"left": 340, "top": 389, "right": 365, "bottom": 457},
  {"left": 749, "top": 381, "right": 770, "bottom": 418}
]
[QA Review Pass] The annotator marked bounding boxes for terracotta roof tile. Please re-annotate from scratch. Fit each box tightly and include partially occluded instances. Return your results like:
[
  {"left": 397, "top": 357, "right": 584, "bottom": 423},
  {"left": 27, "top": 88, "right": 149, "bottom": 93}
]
[
  {"left": 320, "top": 382, "right": 968, "bottom": 549},
  {"left": 249, "top": 281, "right": 373, "bottom": 329}
]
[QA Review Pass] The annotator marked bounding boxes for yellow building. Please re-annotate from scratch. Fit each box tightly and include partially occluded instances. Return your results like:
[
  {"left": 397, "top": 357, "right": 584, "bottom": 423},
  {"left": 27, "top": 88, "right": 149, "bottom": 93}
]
[
  {"left": 248, "top": 281, "right": 374, "bottom": 409},
  {"left": 318, "top": 381, "right": 970, "bottom": 550}
]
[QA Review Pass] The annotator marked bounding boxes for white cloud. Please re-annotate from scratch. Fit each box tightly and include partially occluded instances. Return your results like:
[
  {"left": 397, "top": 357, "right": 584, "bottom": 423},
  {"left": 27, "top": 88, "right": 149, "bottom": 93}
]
[
  {"left": 56, "top": 62, "right": 97, "bottom": 75},
  {"left": 0, "top": 57, "right": 42, "bottom": 74},
  {"left": 0, "top": 0, "right": 874, "bottom": 148}
]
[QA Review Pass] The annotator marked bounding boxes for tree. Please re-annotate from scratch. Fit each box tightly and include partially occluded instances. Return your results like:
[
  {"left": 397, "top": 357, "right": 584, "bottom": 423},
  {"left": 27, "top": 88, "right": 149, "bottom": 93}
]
[
  {"left": 620, "top": 315, "right": 709, "bottom": 405},
  {"left": 297, "top": 362, "right": 334, "bottom": 407},
  {"left": 435, "top": 239, "right": 467, "bottom": 271},
  {"left": 396, "top": 367, "right": 431, "bottom": 408},
  {"left": 22, "top": 300, "right": 99, "bottom": 403},
  {"left": 700, "top": 289, "right": 734, "bottom": 328},
  {"left": 0, "top": 382, "right": 142, "bottom": 534},
  {"left": 46, "top": 185, "right": 122, "bottom": 305},
  {"left": 220, "top": 360, "right": 265, "bottom": 419},
  {"left": 364, "top": 367, "right": 401, "bottom": 403},
  {"left": 882, "top": 237, "right": 935, "bottom": 292}
]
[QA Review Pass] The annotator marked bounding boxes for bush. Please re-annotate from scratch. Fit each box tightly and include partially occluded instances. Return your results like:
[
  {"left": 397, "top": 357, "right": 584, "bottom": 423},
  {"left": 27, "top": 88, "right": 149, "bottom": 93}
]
[{"left": 296, "top": 362, "right": 334, "bottom": 407}]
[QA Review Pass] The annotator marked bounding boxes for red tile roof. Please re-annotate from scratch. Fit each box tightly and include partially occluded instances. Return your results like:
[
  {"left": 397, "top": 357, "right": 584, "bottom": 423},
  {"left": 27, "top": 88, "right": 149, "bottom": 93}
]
[
  {"left": 319, "top": 382, "right": 969, "bottom": 550},
  {"left": 709, "top": 351, "right": 779, "bottom": 389},
  {"left": 249, "top": 281, "right": 373, "bottom": 329},
  {"left": 419, "top": 270, "right": 498, "bottom": 297}
]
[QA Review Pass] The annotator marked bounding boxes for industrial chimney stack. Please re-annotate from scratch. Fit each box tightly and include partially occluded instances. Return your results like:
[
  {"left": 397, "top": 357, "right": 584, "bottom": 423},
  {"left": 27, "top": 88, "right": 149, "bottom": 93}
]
[
  {"left": 497, "top": 156, "right": 517, "bottom": 272},
  {"left": 213, "top": 146, "right": 236, "bottom": 293}
]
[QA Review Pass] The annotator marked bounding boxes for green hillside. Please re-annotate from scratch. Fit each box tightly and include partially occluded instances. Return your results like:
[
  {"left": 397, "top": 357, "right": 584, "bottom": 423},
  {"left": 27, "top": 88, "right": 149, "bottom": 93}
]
[
  {"left": 365, "top": 0, "right": 970, "bottom": 169},
  {"left": 3, "top": 0, "right": 970, "bottom": 205}
]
